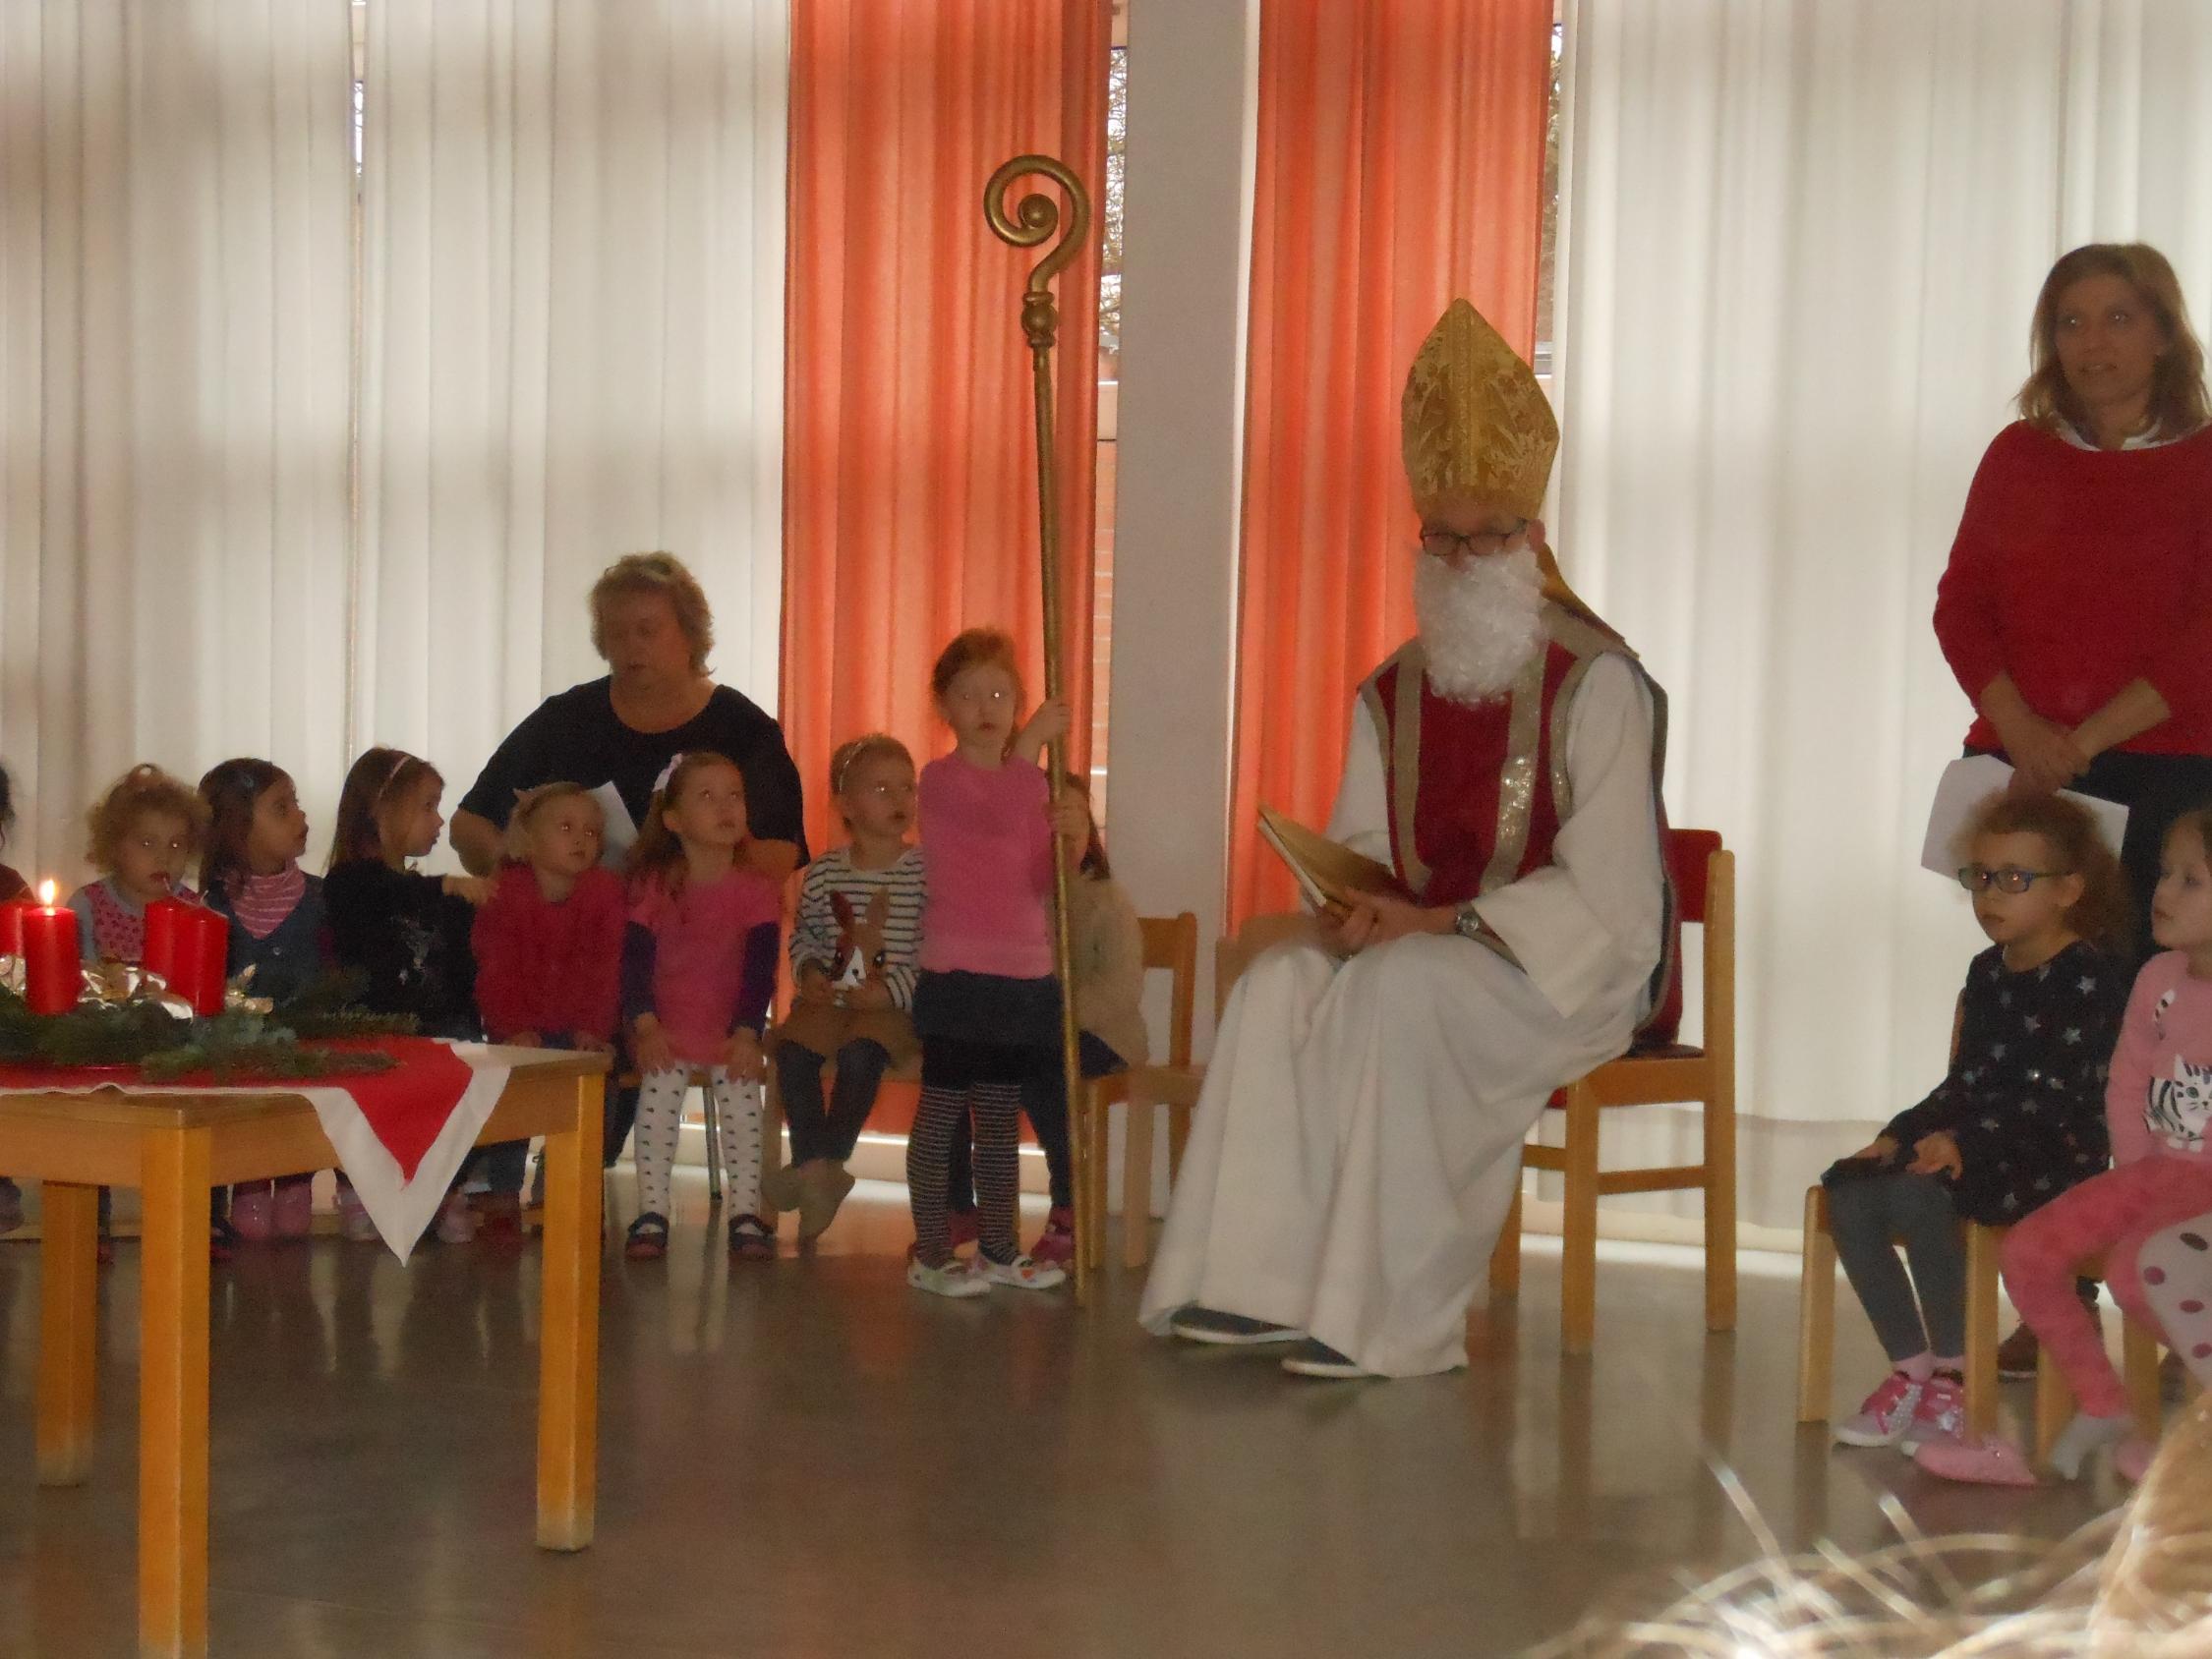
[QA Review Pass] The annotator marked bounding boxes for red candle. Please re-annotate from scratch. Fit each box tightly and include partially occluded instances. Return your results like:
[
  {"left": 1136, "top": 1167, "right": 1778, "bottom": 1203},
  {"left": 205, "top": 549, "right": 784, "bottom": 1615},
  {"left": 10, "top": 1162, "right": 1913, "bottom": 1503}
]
[
  {"left": 191, "top": 908, "right": 230, "bottom": 1017},
  {"left": 22, "top": 881, "right": 83, "bottom": 1015},
  {"left": 142, "top": 896, "right": 199, "bottom": 1003},
  {"left": 0, "top": 896, "right": 28, "bottom": 957}
]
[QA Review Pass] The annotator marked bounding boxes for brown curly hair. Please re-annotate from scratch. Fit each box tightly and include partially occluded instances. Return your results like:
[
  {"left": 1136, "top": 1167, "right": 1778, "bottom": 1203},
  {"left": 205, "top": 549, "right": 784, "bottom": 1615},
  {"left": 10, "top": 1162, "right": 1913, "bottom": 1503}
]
[
  {"left": 2019, "top": 243, "right": 2210, "bottom": 442},
  {"left": 590, "top": 552, "right": 715, "bottom": 676},
  {"left": 1959, "top": 791, "right": 2131, "bottom": 956},
  {"left": 86, "top": 765, "right": 208, "bottom": 874}
]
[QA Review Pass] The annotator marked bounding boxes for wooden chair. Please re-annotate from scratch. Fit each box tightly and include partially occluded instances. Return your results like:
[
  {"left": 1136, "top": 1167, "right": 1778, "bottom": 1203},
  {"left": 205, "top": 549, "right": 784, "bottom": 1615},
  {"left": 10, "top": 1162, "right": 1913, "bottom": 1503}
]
[
  {"left": 1079, "top": 912, "right": 1201, "bottom": 1270},
  {"left": 2032, "top": 1245, "right": 2167, "bottom": 1461},
  {"left": 1796, "top": 1184, "right": 2011, "bottom": 1436},
  {"left": 1487, "top": 830, "right": 1737, "bottom": 1354}
]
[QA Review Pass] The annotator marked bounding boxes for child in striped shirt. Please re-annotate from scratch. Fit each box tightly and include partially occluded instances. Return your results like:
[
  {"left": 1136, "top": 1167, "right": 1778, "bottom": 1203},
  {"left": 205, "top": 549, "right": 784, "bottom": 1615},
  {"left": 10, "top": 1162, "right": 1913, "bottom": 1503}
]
[{"left": 766, "top": 734, "right": 925, "bottom": 1241}]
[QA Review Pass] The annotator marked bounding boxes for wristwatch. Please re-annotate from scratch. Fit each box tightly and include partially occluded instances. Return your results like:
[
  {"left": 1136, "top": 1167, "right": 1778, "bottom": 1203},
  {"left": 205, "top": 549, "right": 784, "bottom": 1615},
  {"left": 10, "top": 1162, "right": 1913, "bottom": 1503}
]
[{"left": 1452, "top": 903, "right": 1489, "bottom": 944}]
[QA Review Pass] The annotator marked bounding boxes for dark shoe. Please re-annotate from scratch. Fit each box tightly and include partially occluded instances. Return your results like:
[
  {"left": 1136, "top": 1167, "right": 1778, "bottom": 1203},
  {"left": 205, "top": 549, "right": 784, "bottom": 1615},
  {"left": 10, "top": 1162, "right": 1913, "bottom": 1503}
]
[
  {"left": 1280, "top": 1339, "right": 1370, "bottom": 1380},
  {"left": 1996, "top": 1323, "right": 2040, "bottom": 1379},
  {"left": 1168, "top": 1306, "right": 1305, "bottom": 1345},
  {"left": 623, "top": 1212, "right": 669, "bottom": 1261},
  {"left": 728, "top": 1213, "right": 776, "bottom": 1262}
]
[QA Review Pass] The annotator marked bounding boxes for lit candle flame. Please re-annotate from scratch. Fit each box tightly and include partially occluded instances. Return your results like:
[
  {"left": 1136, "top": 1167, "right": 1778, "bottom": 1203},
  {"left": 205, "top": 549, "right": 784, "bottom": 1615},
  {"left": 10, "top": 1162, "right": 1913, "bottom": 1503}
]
[{"left": 36, "top": 879, "right": 55, "bottom": 906}]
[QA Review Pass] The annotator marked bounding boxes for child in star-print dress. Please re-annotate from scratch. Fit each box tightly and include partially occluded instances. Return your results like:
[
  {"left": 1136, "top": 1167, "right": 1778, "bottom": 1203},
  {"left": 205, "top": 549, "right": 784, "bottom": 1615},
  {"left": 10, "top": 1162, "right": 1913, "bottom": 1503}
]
[
  {"left": 1921, "top": 804, "right": 2212, "bottom": 1489},
  {"left": 1824, "top": 792, "right": 2128, "bottom": 1458}
]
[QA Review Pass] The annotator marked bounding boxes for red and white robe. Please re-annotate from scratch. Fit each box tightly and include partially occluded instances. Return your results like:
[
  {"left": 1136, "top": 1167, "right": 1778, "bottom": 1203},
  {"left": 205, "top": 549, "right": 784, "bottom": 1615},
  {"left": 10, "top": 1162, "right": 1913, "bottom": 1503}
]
[{"left": 1139, "top": 606, "right": 1668, "bottom": 1376}]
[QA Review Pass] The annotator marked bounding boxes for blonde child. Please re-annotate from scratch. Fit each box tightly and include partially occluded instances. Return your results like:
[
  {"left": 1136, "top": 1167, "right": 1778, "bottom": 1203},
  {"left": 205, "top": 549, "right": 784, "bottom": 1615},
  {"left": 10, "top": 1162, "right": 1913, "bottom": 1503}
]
[
  {"left": 1922, "top": 805, "right": 2212, "bottom": 1487},
  {"left": 620, "top": 752, "right": 783, "bottom": 1262},
  {"left": 470, "top": 783, "right": 626, "bottom": 1239},
  {"left": 69, "top": 765, "right": 208, "bottom": 961},
  {"left": 1824, "top": 793, "right": 2128, "bottom": 1456},
  {"left": 767, "top": 734, "right": 924, "bottom": 1242},
  {"left": 324, "top": 748, "right": 490, "bottom": 1243},
  {"left": 906, "top": 628, "right": 1070, "bottom": 1296},
  {"left": 944, "top": 772, "right": 1145, "bottom": 1265},
  {"left": 200, "top": 759, "right": 328, "bottom": 1242}
]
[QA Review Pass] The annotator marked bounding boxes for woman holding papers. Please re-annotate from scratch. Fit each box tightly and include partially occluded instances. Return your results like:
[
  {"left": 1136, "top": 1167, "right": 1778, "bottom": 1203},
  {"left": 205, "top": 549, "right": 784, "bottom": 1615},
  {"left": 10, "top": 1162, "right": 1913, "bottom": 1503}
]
[{"left": 1934, "top": 243, "right": 2212, "bottom": 950}]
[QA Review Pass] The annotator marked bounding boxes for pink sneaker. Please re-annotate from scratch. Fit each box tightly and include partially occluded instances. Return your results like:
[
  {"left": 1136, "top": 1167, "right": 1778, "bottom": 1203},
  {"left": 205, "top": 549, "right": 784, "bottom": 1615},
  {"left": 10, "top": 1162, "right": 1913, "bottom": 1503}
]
[
  {"left": 229, "top": 1183, "right": 275, "bottom": 1242},
  {"left": 1914, "top": 1433, "right": 2039, "bottom": 1487},
  {"left": 2116, "top": 1437, "right": 2158, "bottom": 1485},
  {"left": 1030, "top": 1205, "right": 1076, "bottom": 1265},
  {"left": 271, "top": 1178, "right": 314, "bottom": 1239},
  {"left": 1834, "top": 1370, "right": 1922, "bottom": 1448},
  {"left": 1900, "top": 1372, "right": 1965, "bottom": 1455},
  {"left": 435, "top": 1190, "right": 477, "bottom": 1244}
]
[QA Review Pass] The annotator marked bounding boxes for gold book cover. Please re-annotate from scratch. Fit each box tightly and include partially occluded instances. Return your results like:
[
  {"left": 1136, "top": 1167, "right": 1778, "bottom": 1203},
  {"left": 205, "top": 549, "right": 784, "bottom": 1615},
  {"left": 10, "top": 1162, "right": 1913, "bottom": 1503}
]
[{"left": 1256, "top": 806, "right": 1410, "bottom": 910}]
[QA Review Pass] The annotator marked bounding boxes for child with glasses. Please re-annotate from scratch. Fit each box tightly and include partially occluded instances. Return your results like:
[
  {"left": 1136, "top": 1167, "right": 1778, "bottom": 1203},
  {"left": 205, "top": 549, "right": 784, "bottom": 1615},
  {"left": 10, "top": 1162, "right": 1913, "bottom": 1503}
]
[
  {"left": 1824, "top": 792, "right": 2127, "bottom": 1456},
  {"left": 1921, "top": 803, "right": 2212, "bottom": 1487}
]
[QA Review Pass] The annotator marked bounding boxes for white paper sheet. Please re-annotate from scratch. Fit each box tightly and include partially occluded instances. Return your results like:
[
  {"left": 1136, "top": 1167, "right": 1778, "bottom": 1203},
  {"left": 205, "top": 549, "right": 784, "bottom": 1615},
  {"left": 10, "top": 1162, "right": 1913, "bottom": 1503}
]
[
  {"left": 589, "top": 782, "right": 638, "bottom": 868},
  {"left": 1920, "top": 755, "right": 2128, "bottom": 877}
]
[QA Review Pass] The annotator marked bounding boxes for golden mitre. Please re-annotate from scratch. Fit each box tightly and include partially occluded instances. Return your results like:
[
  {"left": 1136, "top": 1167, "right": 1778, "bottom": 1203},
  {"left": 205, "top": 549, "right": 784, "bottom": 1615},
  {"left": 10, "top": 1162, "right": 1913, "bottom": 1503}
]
[{"left": 1400, "top": 298, "right": 1558, "bottom": 521}]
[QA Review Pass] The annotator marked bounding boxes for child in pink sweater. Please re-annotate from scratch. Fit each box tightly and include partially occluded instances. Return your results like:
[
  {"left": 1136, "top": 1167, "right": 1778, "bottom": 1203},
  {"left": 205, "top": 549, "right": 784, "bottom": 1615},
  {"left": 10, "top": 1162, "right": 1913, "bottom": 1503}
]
[
  {"left": 1920, "top": 806, "right": 2212, "bottom": 1488},
  {"left": 905, "top": 628, "right": 1070, "bottom": 1298}
]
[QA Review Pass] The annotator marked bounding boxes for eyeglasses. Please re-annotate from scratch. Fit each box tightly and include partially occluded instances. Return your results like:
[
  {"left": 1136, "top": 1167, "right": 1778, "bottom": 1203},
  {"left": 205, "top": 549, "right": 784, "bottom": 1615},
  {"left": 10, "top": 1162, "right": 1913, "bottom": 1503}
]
[
  {"left": 1956, "top": 865, "right": 2068, "bottom": 895},
  {"left": 1420, "top": 523, "right": 1528, "bottom": 561}
]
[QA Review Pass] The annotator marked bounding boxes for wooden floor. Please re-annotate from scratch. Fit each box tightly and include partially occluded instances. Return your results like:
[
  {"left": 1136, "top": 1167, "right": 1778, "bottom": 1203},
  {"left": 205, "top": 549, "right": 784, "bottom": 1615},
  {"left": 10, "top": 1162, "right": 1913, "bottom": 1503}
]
[{"left": 0, "top": 1174, "right": 2121, "bottom": 1658}]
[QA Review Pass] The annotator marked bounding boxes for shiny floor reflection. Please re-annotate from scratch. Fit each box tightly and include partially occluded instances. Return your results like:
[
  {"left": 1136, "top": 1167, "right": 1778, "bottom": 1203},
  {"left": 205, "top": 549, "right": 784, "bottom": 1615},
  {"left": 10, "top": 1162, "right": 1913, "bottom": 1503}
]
[{"left": 0, "top": 1177, "right": 2115, "bottom": 1657}]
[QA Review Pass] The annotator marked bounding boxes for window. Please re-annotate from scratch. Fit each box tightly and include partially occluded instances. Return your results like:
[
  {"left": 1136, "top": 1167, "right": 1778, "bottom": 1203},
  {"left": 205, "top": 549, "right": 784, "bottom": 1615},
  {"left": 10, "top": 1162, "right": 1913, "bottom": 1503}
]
[{"left": 1087, "top": 35, "right": 1127, "bottom": 822}]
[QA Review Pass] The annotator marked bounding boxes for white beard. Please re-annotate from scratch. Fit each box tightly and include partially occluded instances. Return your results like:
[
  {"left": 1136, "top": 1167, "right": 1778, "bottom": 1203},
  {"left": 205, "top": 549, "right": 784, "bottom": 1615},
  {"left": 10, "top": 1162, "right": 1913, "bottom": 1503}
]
[{"left": 1414, "top": 543, "right": 1545, "bottom": 706}]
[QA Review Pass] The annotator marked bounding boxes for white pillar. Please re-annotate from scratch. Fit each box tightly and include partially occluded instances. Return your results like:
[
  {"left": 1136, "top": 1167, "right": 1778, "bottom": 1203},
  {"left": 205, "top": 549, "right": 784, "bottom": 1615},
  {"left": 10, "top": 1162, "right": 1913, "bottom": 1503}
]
[{"left": 1106, "top": 0, "right": 1260, "bottom": 1212}]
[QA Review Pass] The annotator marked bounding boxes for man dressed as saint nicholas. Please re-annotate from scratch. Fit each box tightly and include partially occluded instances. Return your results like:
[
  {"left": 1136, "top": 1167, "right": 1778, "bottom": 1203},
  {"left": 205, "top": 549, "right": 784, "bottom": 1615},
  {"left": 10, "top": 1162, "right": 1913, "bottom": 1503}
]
[{"left": 1138, "top": 299, "right": 1673, "bottom": 1379}]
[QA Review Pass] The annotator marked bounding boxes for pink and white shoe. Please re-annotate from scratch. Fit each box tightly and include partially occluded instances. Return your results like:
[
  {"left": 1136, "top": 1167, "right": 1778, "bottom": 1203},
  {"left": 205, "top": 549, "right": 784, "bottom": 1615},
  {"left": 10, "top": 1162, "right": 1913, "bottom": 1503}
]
[
  {"left": 271, "top": 1178, "right": 315, "bottom": 1239},
  {"left": 228, "top": 1183, "right": 275, "bottom": 1243},
  {"left": 1030, "top": 1205, "right": 1076, "bottom": 1265},
  {"left": 2115, "top": 1437, "right": 2158, "bottom": 1485},
  {"left": 1834, "top": 1370, "right": 1922, "bottom": 1448},
  {"left": 1899, "top": 1372, "right": 1965, "bottom": 1455},
  {"left": 1914, "top": 1432, "right": 2038, "bottom": 1487}
]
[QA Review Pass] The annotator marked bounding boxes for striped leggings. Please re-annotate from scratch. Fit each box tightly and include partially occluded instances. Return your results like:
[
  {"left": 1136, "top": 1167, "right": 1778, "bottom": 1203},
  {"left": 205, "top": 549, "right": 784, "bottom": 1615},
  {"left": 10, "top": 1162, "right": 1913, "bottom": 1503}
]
[{"left": 907, "top": 1037, "right": 1040, "bottom": 1269}]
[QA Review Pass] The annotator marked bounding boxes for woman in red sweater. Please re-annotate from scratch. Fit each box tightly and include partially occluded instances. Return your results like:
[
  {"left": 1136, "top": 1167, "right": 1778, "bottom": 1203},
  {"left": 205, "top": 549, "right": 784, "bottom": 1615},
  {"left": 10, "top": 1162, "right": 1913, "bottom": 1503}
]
[
  {"left": 470, "top": 782, "right": 627, "bottom": 1237},
  {"left": 1935, "top": 242, "right": 2212, "bottom": 953}
]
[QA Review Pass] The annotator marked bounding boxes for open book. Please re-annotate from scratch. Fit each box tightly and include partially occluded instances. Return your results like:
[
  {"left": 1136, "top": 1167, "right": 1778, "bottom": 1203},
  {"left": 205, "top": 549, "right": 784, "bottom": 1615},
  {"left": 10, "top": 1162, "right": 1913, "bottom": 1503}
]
[{"left": 1257, "top": 805, "right": 1410, "bottom": 911}]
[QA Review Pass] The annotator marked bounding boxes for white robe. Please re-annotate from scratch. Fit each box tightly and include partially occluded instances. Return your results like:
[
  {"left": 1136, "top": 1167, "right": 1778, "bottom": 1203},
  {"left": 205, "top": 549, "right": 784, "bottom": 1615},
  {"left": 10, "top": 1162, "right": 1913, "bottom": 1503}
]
[{"left": 1138, "top": 654, "right": 1664, "bottom": 1376}]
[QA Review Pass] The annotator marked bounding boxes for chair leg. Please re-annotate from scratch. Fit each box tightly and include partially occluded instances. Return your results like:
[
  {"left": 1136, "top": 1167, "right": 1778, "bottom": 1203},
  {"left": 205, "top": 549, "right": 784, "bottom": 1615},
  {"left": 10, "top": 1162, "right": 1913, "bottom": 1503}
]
[
  {"left": 701, "top": 1081, "right": 723, "bottom": 1205},
  {"left": 1963, "top": 1223, "right": 2003, "bottom": 1439},
  {"left": 1488, "top": 1173, "right": 1523, "bottom": 1300},
  {"left": 2034, "top": 1344, "right": 2073, "bottom": 1463},
  {"left": 2124, "top": 1315, "right": 2164, "bottom": 1442},
  {"left": 1560, "top": 1084, "right": 1600, "bottom": 1355},
  {"left": 1084, "top": 1092, "right": 1109, "bottom": 1273},
  {"left": 1122, "top": 1098, "right": 1156, "bottom": 1270},
  {"left": 759, "top": 1068, "right": 785, "bottom": 1228},
  {"left": 1795, "top": 1186, "right": 1834, "bottom": 1424},
  {"left": 1703, "top": 1083, "right": 1737, "bottom": 1333}
]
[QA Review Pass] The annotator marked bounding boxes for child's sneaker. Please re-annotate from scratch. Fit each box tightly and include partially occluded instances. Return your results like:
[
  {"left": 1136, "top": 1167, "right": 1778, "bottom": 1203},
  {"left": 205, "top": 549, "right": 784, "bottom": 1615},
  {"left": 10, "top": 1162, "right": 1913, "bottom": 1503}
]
[
  {"left": 908, "top": 1255, "right": 990, "bottom": 1298},
  {"left": 271, "top": 1178, "right": 315, "bottom": 1239},
  {"left": 1834, "top": 1370, "right": 1923, "bottom": 1448},
  {"left": 624, "top": 1213, "right": 670, "bottom": 1261},
  {"left": 336, "top": 1185, "right": 378, "bottom": 1243},
  {"left": 975, "top": 1252, "right": 1066, "bottom": 1291},
  {"left": 1900, "top": 1371, "right": 1965, "bottom": 1454},
  {"left": 228, "top": 1183, "right": 275, "bottom": 1242},
  {"left": 435, "top": 1190, "right": 477, "bottom": 1244},
  {"left": 728, "top": 1213, "right": 776, "bottom": 1261},
  {"left": 1030, "top": 1205, "right": 1076, "bottom": 1265},
  {"left": 476, "top": 1194, "right": 524, "bottom": 1246}
]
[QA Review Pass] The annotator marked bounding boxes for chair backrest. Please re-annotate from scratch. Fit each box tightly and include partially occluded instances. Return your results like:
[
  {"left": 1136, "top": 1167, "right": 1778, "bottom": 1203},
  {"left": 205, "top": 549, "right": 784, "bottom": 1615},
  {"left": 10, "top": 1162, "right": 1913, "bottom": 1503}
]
[
  {"left": 1665, "top": 828, "right": 1724, "bottom": 926},
  {"left": 1214, "top": 912, "right": 1310, "bottom": 1022},
  {"left": 1136, "top": 912, "right": 1199, "bottom": 1069}
]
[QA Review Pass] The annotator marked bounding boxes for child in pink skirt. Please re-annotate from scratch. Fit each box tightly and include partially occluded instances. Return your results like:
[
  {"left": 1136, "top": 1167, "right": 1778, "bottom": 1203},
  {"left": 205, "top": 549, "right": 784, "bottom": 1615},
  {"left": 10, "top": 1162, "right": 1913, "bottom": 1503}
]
[{"left": 1921, "top": 805, "right": 2212, "bottom": 1487}]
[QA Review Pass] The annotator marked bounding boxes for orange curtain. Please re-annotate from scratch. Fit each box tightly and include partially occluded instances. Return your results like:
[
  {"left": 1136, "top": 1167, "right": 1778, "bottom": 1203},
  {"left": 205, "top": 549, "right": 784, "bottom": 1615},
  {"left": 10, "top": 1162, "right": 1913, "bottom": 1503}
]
[
  {"left": 1226, "top": 0, "right": 1552, "bottom": 924},
  {"left": 782, "top": 0, "right": 1110, "bottom": 858}
]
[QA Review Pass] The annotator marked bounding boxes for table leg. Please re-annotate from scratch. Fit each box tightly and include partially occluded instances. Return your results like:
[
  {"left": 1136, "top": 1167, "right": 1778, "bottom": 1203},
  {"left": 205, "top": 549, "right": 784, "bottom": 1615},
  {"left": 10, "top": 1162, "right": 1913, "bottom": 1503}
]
[
  {"left": 36, "top": 1181, "right": 101, "bottom": 1485},
  {"left": 140, "top": 1129, "right": 211, "bottom": 1659},
  {"left": 537, "top": 1075, "right": 603, "bottom": 1552}
]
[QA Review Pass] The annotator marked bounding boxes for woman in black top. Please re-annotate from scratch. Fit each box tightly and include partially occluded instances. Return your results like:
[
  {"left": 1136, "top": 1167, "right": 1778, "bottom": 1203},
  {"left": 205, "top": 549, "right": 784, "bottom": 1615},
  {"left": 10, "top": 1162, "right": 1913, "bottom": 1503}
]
[{"left": 450, "top": 552, "right": 805, "bottom": 883}]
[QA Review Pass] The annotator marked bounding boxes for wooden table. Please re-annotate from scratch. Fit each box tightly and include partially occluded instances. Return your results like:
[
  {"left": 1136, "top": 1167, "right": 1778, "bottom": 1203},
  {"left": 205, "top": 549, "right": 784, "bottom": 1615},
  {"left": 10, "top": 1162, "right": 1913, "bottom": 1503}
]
[{"left": 0, "top": 1047, "right": 609, "bottom": 1659}]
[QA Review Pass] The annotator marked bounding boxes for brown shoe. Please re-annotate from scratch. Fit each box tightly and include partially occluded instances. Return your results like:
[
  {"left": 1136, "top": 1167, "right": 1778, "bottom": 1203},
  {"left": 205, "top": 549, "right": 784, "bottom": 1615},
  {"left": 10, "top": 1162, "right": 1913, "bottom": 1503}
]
[
  {"left": 1996, "top": 1323, "right": 2039, "bottom": 1379},
  {"left": 795, "top": 1160, "right": 855, "bottom": 1242}
]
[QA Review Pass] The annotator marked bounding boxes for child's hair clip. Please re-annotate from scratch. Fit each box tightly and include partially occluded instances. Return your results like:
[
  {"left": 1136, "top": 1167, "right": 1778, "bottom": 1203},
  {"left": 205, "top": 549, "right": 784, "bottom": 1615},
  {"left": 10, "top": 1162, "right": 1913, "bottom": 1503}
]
[{"left": 652, "top": 757, "right": 681, "bottom": 797}]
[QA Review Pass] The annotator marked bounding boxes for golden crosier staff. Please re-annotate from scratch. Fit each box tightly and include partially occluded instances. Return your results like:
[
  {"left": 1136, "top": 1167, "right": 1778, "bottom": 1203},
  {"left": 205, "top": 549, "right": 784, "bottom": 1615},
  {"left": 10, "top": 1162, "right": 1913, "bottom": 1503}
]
[{"left": 984, "top": 153, "right": 1094, "bottom": 1300}]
